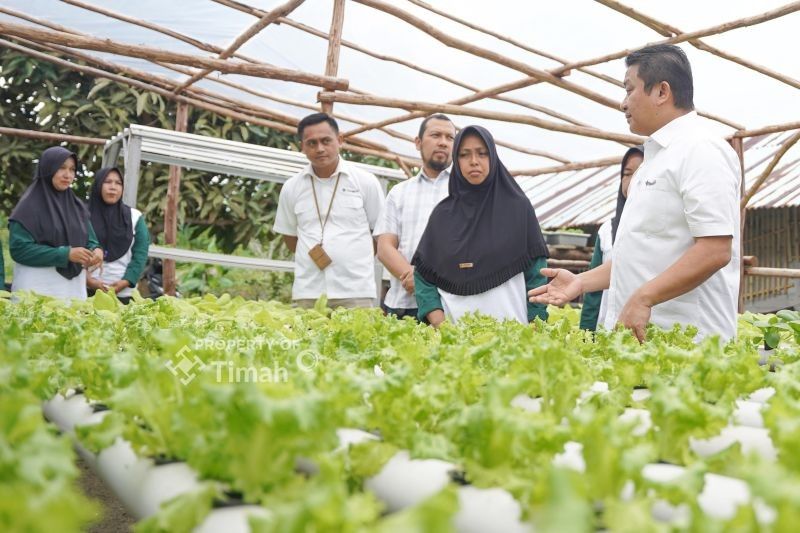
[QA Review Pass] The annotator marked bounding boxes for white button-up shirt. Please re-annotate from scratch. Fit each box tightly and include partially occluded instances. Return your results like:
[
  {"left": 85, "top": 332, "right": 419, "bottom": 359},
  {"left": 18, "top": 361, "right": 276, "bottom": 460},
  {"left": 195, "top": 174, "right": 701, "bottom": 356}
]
[
  {"left": 373, "top": 169, "right": 450, "bottom": 309},
  {"left": 604, "top": 112, "right": 741, "bottom": 341},
  {"left": 274, "top": 159, "right": 385, "bottom": 300}
]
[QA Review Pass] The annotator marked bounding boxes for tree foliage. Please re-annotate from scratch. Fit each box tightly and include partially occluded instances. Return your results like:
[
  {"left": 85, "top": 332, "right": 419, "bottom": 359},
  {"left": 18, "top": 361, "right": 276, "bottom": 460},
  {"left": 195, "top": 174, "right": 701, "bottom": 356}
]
[{"left": 0, "top": 49, "right": 397, "bottom": 254}]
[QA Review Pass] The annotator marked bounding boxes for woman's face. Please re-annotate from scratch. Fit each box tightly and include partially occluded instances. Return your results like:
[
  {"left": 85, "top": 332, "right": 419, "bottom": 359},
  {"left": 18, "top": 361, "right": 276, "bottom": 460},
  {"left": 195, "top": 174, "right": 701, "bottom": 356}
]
[
  {"left": 100, "top": 171, "right": 124, "bottom": 205},
  {"left": 458, "top": 134, "right": 491, "bottom": 185},
  {"left": 51, "top": 157, "right": 77, "bottom": 191},
  {"left": 621, "top": 153, "right": 643, "bottom": 198}
]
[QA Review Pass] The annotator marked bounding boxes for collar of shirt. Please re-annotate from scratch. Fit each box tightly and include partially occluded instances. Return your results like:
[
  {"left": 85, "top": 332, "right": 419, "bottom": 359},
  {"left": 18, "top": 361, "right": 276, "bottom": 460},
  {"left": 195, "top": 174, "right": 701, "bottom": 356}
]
[
  {"left": 649, "top": 110, "right": 698, "bottom": 150},
  {"left": 418, "top": 168, "right": 450, "bottom": 183},
  {"left": 303, "top": 158, "right": 350, "bottom": 181}
]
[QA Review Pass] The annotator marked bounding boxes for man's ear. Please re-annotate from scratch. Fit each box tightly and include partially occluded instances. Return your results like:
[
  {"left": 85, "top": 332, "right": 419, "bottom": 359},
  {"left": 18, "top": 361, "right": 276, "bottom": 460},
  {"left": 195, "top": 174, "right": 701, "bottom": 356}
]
[
  {"left": 414, "top": 136, "right": 422, "bottom": 151},
  {"left": 656, "top": 81, "right": 673, "bottom": 106},
  {"left": 337, "top": 134, "right": 345, "bottom": 146}
]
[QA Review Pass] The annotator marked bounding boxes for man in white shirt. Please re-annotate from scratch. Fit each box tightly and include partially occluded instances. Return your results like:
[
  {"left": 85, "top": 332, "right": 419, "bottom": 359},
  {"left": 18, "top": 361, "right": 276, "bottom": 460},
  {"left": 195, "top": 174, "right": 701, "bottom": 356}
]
[
  {"left": 530, "top": 44, "right": 741, "bottom": 342},
  {"left": 373, "top": 114, "right": 456, "bottom": 319},
  {"left": 274, "top": 113, "right": 385, "bottom": 309}
]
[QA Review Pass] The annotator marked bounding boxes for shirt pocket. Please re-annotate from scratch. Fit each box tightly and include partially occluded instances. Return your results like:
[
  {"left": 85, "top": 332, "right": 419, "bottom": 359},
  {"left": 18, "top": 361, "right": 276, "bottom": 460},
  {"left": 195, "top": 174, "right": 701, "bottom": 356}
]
[
  {"left": 294, "top": 196, "right": 320, "bottom": 228},
  {"left": 634, "top": 183, "right": 680, "bottom": 235},
  {"left": 335, "top": 194, "right": 367, "bottom": 225}
]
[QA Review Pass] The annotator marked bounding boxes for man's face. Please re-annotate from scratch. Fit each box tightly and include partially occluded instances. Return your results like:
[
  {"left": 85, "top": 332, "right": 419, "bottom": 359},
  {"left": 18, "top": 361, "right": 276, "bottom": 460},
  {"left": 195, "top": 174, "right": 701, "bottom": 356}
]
[
  {"left": 416, "top": 119, "right": 455, "bottom": 173},
  {"left": 300, "top": 121, "right": 341, "bottom": 169},
  {"left": 622, "top": 65, "right": 658, "bottom": 136}
]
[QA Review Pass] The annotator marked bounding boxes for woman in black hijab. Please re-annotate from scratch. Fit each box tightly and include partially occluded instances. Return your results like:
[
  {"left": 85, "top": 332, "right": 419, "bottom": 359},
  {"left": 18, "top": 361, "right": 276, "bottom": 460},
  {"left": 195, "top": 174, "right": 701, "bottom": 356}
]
[
  {"left": 412, "top": 125, "right": 549, "bottom": 327},
  {"left": 86, "top": 167, "right": 150, "bottom": 304},
  {"left": 8, "top": 146, "right": 103, "bottom": 300},
  {"left": 579, "top": 145, "right": 644, "bottom": 331}
]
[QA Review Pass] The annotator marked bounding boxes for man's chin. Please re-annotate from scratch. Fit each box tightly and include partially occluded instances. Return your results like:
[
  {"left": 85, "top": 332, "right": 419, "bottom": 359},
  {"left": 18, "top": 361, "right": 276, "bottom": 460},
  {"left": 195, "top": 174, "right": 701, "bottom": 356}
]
[{"left": 427, "top": 161, "right": 450, "bottom": 173}]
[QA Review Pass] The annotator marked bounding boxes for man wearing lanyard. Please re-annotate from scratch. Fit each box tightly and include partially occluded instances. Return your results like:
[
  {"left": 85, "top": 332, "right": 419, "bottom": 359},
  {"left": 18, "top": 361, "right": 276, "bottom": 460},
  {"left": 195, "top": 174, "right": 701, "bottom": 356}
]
[
  {"left": 530, "top": 44, "right": 741, "bottom": 342},
  {"left": 274, "top": 113, "right": 384, "bottom": 309},
  {"left": 374, "top": 114, "right": 456, "bottom": 319}
]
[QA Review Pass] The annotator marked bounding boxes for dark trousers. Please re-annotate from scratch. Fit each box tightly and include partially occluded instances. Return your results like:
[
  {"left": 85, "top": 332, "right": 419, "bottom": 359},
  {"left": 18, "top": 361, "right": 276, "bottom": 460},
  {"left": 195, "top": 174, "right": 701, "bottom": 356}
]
[{"left": 381, "top": 304, "right": 419, "bottom": 321}]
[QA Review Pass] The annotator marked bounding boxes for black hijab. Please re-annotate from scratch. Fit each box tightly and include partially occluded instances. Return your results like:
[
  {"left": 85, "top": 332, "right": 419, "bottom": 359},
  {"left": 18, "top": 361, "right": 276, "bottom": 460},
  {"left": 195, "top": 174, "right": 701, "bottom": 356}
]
[
  {"left": 610, "top": 145, "right": 644, "bottom": 243},
  {"left": 412, "top": 125, "right": 548, "bottom": 296},
  {"left": 89, "top": 167, "right": 133, "bottom": 263},
  {"left": 9, "top": 146, "right": 88, "bottom": 279}
]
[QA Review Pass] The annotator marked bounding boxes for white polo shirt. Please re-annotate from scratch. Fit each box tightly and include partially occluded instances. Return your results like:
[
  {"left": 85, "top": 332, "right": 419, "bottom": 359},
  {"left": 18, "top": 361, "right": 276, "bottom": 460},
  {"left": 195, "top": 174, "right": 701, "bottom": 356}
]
[
  {"left": 604, "top": 112, "right": 741, "bottom": 341},
  {"left": 373, "top": 169, "right": 450, "bottom": 309},
  {"left": 273, "top": 159, "right": 384, "bottom": 300}
]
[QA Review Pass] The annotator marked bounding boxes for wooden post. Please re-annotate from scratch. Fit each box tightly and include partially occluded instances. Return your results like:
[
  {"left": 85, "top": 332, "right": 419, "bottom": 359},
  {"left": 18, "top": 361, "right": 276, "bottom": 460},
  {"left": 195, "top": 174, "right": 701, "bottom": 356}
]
[
  {"left": 730, "top": 137, "right": 746, "bottom": 313},
  {"left": 322, "top": 0, "right": 346, "bottom": 114},
  {"left": 163, "top": 102, "right": 190, "bottom": 297}
]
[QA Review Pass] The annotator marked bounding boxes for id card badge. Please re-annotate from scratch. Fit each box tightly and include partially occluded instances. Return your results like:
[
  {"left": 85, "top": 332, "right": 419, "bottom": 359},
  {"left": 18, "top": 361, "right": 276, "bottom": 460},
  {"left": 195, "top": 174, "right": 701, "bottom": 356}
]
[{"left": 308, "top": 243, "right": 332, "bottom": 270}]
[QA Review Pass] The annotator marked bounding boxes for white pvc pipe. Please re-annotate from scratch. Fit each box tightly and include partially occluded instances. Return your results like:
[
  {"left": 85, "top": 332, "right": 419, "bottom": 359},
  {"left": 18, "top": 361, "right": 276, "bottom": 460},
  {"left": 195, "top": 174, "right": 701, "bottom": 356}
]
[{"left": 364, "top": 450, "right": 456, "bottom": 513}]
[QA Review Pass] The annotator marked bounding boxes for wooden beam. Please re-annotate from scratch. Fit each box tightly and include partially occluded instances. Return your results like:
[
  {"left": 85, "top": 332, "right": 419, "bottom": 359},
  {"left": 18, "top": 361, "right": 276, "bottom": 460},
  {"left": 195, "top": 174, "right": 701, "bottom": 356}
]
[
  {"left": 353, "top": 0, "right": 622, "bottom": 110},
  {"left": 745, "top": 267, "right": 800, "bottom": 279},
  {"left": 741, "top": 129, "right": 800, "bottom": 208},
  {"left": 594, "top": 0, "right": 800, "bottom": 92},
  {"left": 163, "top": 102, "right": 190, "bottom": 297},
  {"left": 56, "top": 0, "right": 230, "bottom": 55},
  {"left": 734, "top": 121, "right": 800, "bottom": 139},
  {"left": 0, "top": 38, "right": 403, "bottom": 161},
  {"left": 0, "top": 127, "right": 105, "bottom": 145},
  {"left": 173, "top": 0, "right": 306, "bottom": 93},
  {"left": 322, "top": 0, "right": 346, "bottom": 114},
  {"left": 730, "top": 136, "right": 746, "bottom": 313},
  {"left": 406, "top": 0, "right": 623, "bottom": 87},
  {"left": 511, "top": 156, "right": 624, "bottom": 177},
  {"left": 342, "top": 77, "right": 584, "bottom": 139},
  {"left": 10, "top": 34, "right": 393, "bottom": 155},
  {"left": 319, "top": 91, "right": 644, "bottom": 144},
  {"left": 0, "top": 20, "right": 349, "bottom": 90},
  {"left": 210, "top": 0, "right": 593, "bottom": 125}
]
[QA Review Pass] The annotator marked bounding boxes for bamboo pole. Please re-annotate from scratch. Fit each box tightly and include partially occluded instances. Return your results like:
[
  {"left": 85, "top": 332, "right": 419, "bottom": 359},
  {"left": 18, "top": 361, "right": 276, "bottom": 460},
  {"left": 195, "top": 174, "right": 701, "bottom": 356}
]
[
  {"left": 734, "top": 121, "right": 800, "bottom": 139},
  {"left": 8, "top": 35, "right": 397, "bottom": 154},
  {"left": 730, "top": 137, "right": 746, "bottom": 312},
  {"left": 4, "top": 9, "right": 562, "bottom": 160},
  {"left": 405, "top": 0, "right": 624, "bottom": 87},
  {"left": 343, "top": 77, "right": 582, "bottom": 139},
  {"left": 173, "top": 0, "right": 306, "bottom": 93},
  {"left": 319, "top": 91, "right": 644, "bottom": 144},
  {"left": 595, "top": 0, "right": 800, "bottom": 91},
  {"left": 511, "top": 156, "right": 624, "bottom": 177},
  {"left": 741, "top": 130, "right": 800, "bottom": 208},
  {"left": 0, "top": 20, "right": 349, "bottom": 90},
  {"left": 163, "top": 102, "right": 190, "bottom": 297},
  {"left": 31, "top": 36, "right": 566, "bottom": 162},
  {"left": 322, "top": 0, "right": 346, "bottom": 114},
  {"left": 745, "top": 267, "right": 800, "bottom": 279},
  {"left": 395, "top": 156, "right": 415, "bottom": 178},
  {"left": 0, "top": 38, "right": 414, "bottom": 162},
  {"left": 352, "top": 0, "right": 622, "bottom": 110},
  {"left": 215, "top": 0, "right": 740, "bottom": 132},
  {"left": 210, "top": 0, "right": 594, "bottom": 125},
  {"left": 56, "top": 0, "right": 240, "bottom": 56},
  {"left": 0, "top": 127, "right": 106, "bottom": 145}
]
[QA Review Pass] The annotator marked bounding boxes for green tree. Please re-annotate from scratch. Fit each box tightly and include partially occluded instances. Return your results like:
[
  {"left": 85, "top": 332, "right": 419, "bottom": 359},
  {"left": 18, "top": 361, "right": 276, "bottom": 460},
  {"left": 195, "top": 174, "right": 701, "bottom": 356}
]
[{"left": 0, "top": 49, "right": 397, "bottom": 254}]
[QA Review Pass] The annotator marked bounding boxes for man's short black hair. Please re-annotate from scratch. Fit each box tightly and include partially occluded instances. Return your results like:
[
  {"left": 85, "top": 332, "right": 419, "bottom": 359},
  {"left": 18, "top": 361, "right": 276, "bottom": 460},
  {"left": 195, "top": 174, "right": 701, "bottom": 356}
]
[
  {"left": 625, "top": 44, "right": 694, "bottom": 110},
  {"left": 297, "top": 112, "right": 339, "bottom": 140},
  {"left": 418, "top": 113, "right": 454, "bottom": 139}
]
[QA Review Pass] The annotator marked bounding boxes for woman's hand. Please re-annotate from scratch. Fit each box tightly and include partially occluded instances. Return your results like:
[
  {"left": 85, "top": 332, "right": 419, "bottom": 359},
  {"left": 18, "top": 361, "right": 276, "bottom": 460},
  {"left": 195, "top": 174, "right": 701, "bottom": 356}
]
[
  {"left": 427, "top": 309, "right": 445, "bottom": 329},
  {"left": 68, "top": 247, "right": 94, "bottom": 266},
  {"left": 111, "top": 280, "right": 130, "bottom": 294},
  {"left": 86, "top": 276, "right": 108, "bottom": 292},
  {"left": 89, "top": 248, "right": 104, "bottom": 268}
]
